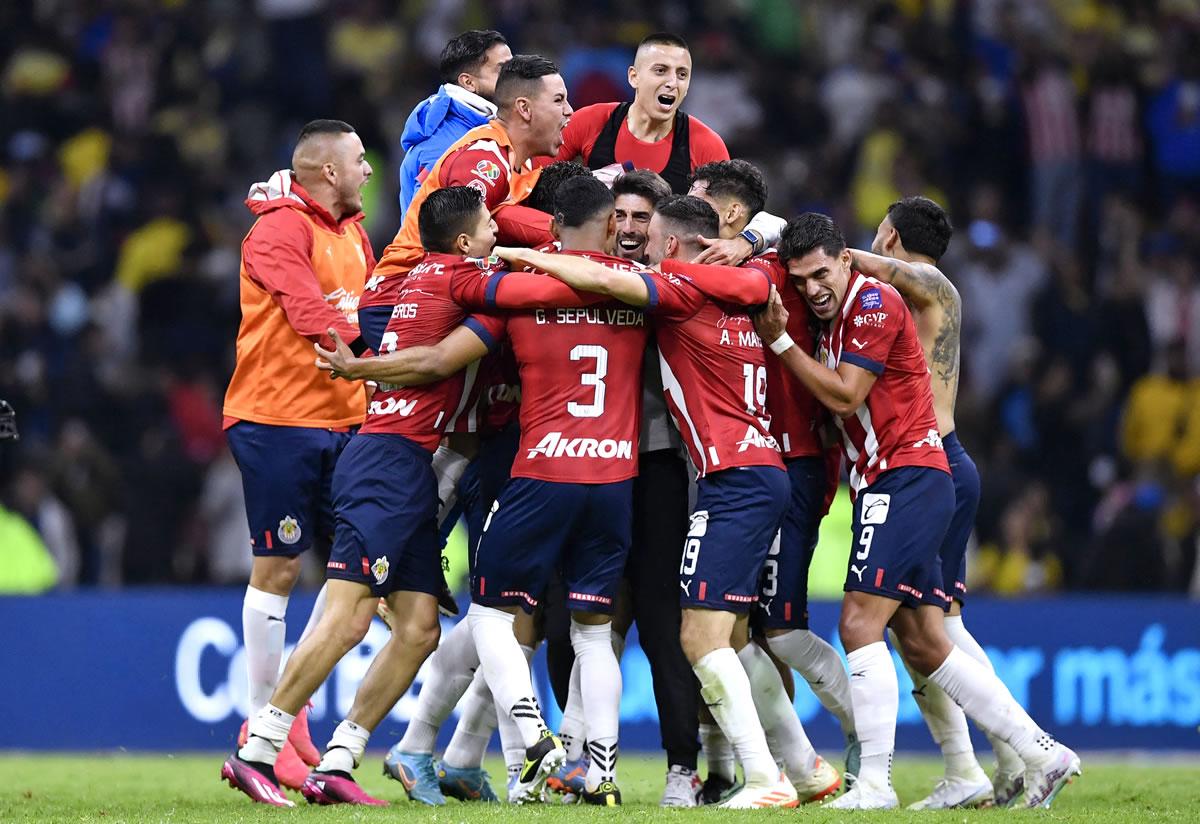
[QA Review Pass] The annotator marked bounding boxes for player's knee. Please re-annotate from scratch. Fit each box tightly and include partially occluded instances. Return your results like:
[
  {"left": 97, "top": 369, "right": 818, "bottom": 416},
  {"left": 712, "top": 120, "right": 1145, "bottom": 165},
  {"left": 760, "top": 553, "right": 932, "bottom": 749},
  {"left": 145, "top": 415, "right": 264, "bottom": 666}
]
[
  {"left": 679, "top": 618, "right": 714, "bottom": 664},
  {"left": 250, "top": 555, "right": 302, "bottom": 595},
  {"left": 838, "top": 608, "right": 883, "bottom": 652},
  {"left": 396, "top": 614, "right": 441, "bottom": 658}
]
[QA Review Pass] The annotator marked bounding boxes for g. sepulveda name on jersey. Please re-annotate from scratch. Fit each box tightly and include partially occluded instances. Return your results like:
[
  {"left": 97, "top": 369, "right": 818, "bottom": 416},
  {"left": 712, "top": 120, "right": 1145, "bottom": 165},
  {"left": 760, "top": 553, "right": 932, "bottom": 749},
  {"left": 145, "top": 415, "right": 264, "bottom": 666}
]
[
  {"left": 501, "top": 250, "right": 652, "bottom": 484},
  {"left": 647, "top": 269, "right": 783, "bottom": 478},
  {"left": 820, "top": 271, "right": 948, "bottom": 493}
]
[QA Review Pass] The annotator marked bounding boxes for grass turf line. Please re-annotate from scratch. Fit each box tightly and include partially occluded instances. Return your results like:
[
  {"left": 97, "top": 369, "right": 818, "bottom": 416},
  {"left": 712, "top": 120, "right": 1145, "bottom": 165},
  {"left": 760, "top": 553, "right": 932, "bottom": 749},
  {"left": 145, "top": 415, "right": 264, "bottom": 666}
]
[{"left": 1, "top": 753, "right": 1197, "bottom": 823}]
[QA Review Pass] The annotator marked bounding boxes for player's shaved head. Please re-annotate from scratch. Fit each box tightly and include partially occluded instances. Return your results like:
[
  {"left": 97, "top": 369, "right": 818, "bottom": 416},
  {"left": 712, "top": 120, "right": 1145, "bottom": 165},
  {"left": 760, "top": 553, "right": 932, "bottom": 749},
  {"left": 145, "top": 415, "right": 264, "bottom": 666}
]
[
  {"left": 290, "top": 119, "right": 371, "bottom": 219},
  {"left": 554, "top": 176, "right": 615, "bottom": 228},
  {"left": 779, "top": 212, "right": 846, "bottom": 265},
  {"left": 493, "top": 54, "right": 560, "bottom": 112},
  {"left": 525, "top": 161, "right": 593, "bottom": 214},
  {"left": 885, "top": 196, "right": 953, "bottom": 262},
  {"left": 292, "top": 119, "right": 356, "bottom": 172},
  {"left": 656, "top": 195, "right": 718, "bottom": 248},
  {"left": 635, "top": 32, "right": 690, "bottom": 63}
]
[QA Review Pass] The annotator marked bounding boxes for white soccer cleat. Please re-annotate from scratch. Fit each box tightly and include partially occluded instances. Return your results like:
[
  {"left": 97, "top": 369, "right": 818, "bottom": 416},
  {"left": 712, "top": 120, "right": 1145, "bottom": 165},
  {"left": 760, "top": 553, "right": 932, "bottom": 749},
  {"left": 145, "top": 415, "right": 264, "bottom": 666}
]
[
  {"left": 659, "top": 765, "right": 701, "bottom": 807},
  {"left": 822, "top": 778, "right": 899, "bottom": 810},
  {"left": 718, "top": 773, "right": 798, "bottom": 809},
  {"left": 790, "top": 756, "right": 842, "bottom": 804},
  {"left": 907, "top": 772, "right": 995, "bottom": 809},
  {"left": 1022, "top": 742, "right": 1081, "bottom": 808},
  {"left": 991, "top": 767, "right": 1025, "bottom": 807}
]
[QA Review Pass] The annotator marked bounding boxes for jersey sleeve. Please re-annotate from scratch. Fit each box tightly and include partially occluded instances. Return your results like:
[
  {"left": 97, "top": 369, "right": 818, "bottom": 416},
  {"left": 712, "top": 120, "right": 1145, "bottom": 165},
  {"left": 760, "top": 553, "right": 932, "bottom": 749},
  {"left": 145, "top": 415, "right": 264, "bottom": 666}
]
[
  {"left": 463, "top": 313, "right": 507, "bottom": 351},
  {"left": 688, "top": 117, "right": 731, "bottom": 165},
  {"left": 659, "top": 259, "right": 771, "bottom": 306},
  {"left": 744, "top": 254, "right": 787, "bottom": 290},
  {"left": 839, "top": 284, "right": 903, "bottom": 376},
  {"left": 439, "top": 146, "right": 512, "bottom": 210},
  {"left": 451, "top": 268, "right": 605, "bottom": 310},
  {"left": 646, "top": 270, "right": 707, "bottom": 320},
  {"left": 493, "top": 203, "right": 554, "bottom": 246},
  {"left": 242, "top": 210, "right": 362, "bottom": 346}
]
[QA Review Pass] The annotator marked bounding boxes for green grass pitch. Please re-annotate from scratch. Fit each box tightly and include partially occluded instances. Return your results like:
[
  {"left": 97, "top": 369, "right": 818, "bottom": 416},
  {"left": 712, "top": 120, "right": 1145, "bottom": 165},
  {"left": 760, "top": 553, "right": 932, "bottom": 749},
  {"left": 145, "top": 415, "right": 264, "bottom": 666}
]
[{"left": 1, "top": 753, "right": 1197, "bottom": 823}]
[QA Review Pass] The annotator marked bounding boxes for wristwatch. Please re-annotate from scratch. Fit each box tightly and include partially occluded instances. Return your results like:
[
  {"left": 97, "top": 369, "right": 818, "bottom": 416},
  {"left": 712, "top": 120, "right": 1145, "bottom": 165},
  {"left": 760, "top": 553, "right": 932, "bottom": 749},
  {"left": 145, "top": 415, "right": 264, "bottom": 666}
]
[{"left": 739, "top": 228, "right": 762, "bottom": 255}]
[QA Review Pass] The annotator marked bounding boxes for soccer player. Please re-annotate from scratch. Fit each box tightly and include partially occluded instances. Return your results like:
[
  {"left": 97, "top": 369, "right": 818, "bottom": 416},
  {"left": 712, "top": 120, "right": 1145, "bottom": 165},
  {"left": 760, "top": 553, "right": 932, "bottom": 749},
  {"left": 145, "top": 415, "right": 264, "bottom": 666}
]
[
  {"left": 495, "top": 196, "right": 838, "bottom": 809},
  {"left": 221, "top": 119, "right": 374, "bottom": 790},
  {"left": 555, "top": 33, "right": 728, "bottom": 194},
  {"left": 689, "top": 160, "right": 859, "bottom": 781},
  {"left": 398, "top": 30, "right": 511, "bottom": 215},
  {"left": 359, "top": 53, "right": 573, "bottom": 350},
  {"left": 851, "top": 196, "right": 1025, "bottom": 808},
  {"left": 222, "top": 185, "right": 603, "bottom": 807},
  {"left": 753, "top": 213, "right": 1080, "bottom": 809}
]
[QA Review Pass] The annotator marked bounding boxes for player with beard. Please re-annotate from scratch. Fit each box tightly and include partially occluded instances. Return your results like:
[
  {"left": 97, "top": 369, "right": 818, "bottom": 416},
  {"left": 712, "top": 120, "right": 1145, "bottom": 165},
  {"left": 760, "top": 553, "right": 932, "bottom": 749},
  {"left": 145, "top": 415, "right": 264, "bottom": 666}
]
[
  {"left": 754, "top": 213, "right": 1080, "bottom": 810},
  {"left": 689, "top": 161, "right": 859, "bottom": 791},
  {"left": 851, "top": 197, "right": 1025, "bottom": 808}
]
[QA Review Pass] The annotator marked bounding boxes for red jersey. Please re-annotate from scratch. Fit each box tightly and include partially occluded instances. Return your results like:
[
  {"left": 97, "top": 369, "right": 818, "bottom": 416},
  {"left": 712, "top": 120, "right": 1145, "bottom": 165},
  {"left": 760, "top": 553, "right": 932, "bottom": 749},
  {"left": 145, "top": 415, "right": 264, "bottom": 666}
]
[
  {"left": 742, "top": 252, "right": 826, "bottom": 459},
  {"left": 445, "top": 344, "right": 522, "bottom": 437},
  {"left": 556, "top": 102, "right": 729, "bottom": 179},
  {"left": 495, "top": 251, "right": 653, "bottom": 484},
  {"left": 646, "top": 265, "right": 783, "bottom": 478},
  {"left": 819, "top": 271, "right": 949, "bottom": 493}
]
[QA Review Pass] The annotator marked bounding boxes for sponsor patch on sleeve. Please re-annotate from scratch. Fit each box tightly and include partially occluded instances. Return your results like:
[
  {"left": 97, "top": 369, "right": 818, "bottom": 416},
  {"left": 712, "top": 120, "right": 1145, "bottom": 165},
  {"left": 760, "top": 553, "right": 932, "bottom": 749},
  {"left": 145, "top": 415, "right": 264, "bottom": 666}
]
[
  {"left": 473, "top": 159, "right": 502, "bottom": 183},
  {"left": 859, "top": 287, "right": 882, "bottom": 310}
]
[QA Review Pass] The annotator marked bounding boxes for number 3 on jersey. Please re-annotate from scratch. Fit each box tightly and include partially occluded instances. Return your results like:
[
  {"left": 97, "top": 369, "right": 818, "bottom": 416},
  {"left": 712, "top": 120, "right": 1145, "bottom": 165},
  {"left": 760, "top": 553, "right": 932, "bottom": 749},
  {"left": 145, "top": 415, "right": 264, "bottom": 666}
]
[{"left": 567, "top": 344, "right": 608, "bottom": 418}]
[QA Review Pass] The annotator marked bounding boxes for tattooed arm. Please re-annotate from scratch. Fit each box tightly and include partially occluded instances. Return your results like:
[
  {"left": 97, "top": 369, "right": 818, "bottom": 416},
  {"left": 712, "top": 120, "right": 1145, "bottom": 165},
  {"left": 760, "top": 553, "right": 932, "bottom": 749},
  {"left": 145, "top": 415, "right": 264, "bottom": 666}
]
[{"left": 848, "top": 248, "right": 962, "bottom": 389}]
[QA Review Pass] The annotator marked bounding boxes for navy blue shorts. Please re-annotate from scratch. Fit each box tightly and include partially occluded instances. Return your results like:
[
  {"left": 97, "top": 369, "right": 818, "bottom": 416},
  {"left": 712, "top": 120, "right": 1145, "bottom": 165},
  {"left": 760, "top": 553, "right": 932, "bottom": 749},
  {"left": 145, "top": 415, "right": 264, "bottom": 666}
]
[
  {"left": 680, "top": 465, "right": 790, "bottom": 614},
  {"left": 460, "top": 423, "right": 521, "bottom": 567},
  {"left": 941, "top": 432, "right": 980, "bottom": 606},
  {"left": 471, "top": 477, "right": 633, "bottom": 615},
  {"left": 756, "top": 456, "right": 825, "bottom": 629},
  {"left": 358, "top": 305, "right": 392, "bottom": 354},
  {"left": 226, "top": 421, "right": 354, "bottom": 557},
  {"left": 845, "top": 466, "right": 954, "bottom": 609},
  {"left": 326, "top": 433, "right": 441, "bottom": 597}
]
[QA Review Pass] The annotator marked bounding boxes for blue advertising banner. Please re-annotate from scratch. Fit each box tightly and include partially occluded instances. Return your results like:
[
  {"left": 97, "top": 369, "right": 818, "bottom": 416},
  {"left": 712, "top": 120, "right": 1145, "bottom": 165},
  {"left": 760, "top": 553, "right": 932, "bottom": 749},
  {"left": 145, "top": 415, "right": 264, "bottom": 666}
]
[{"left": 0, "top": 591, "right": 1197, "bottom": 752}]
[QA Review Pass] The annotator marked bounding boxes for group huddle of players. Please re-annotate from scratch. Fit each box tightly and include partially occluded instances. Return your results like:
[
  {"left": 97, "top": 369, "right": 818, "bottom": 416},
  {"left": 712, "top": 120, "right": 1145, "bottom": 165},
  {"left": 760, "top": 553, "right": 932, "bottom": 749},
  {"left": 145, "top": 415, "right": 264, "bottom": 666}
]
[{"left": 217, "top": 30, "right": 1081, "bottom": 811}]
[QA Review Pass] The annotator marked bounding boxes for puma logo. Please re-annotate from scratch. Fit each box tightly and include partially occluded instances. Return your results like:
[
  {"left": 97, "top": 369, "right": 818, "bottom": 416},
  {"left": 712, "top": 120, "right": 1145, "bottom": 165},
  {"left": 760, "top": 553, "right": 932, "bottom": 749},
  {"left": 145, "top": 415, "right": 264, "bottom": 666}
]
[
  {"left": 851, "top": 338, "right": 867, "bottom": 350},
  {"left": 851, "top": 563, "right": 867, "bottom": 582},
  {"left": 680, "top": 580, "right": 692, "bottom": 597}
]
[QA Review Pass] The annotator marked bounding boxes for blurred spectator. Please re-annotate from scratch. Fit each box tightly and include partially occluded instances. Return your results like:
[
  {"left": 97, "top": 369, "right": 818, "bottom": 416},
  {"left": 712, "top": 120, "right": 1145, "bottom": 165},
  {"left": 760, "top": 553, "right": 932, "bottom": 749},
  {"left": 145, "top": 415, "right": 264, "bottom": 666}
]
[{"left": 8, "top": 464, "right": 79, "bottom": 587}]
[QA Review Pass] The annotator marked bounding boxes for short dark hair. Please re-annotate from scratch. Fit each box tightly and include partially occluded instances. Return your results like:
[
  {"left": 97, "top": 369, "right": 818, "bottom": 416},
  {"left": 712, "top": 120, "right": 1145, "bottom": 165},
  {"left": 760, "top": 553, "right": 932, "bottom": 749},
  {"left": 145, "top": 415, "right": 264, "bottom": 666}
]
[
  {"left": 296, "top": 119, "right": 355, "bottom": 144},
  {"left": 612, "top": 170, "right": 672, "bottom": 207},
  {"left": 886, "top": 196, "right": 953, "bottom": 262},
  {"left": 525, "top": 161, "right": 593, "bottom": 214},
  {"left": 419, "top": 186, "right": 485, "bottom": 253},
  {"left": 637, "top": 32, "right": 690, "bottom": 53},
  {"left": 778, "top": 212, "right": 846, "bottom": 264},
  {"left": 554, "top": 176, "right": 614, "bottom": 228},
  {"left": 439, "top": 30, "right": 508, "bottom": 84},
  {"left": 494, "top": 54, "right": 559, "bottom": 111},
  {"left": 690, "top": 160, "right": 767, "bottom": 217},
  {"left": 656, "top": 195, "right": 719, "bottom": 244}
]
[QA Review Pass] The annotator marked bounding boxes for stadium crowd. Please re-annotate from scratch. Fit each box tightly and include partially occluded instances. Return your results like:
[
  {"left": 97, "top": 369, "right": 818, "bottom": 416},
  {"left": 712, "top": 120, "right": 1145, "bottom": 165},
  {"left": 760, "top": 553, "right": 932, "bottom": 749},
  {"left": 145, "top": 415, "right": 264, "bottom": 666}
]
[{"left": 1, "top": 0, "right": 1199, "bottom": 597}]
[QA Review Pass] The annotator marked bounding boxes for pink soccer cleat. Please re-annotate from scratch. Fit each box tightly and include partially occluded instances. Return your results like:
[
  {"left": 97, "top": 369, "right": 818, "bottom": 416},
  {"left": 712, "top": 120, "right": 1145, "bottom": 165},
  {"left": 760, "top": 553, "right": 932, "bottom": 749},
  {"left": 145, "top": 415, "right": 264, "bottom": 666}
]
[
  {"left": 300, "top": 771, "right": 389, "bottom": 806},
  {"left": 220, "top": 753, "right": 295, "bottom": 807}
]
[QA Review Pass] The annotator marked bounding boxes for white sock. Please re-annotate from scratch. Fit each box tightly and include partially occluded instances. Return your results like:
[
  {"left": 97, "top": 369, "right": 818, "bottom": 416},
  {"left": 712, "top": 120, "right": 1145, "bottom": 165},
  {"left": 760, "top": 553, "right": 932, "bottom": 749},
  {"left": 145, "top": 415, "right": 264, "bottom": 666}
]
[
  {"left": 442, "top": 669, "right": 497, "bottom": 769},
  {"left": 693, "top": 648, "right": 777, "bottom": 786},
  {"left": 929, "top": 645, "right": 1054, "bottom": 766},
  {"left": 700, "top": 722, "right": 736, "bottom": 783},
  {"left": 297, "top": 583, "right": 327, "bottom": 645},
  {"left": 470, "top": 603, "right": 546, "bottom": 748},
  {"left": 399, "top": 619, "right": 480, "bottom": 753},
  {"left": 239, "top": 703, "right": 294, "bottom": 766},
  {"left": 499, "top": 644, "right": 536, "bottom": 774},
  {"left": 738, "top": 642, "right": 818, "bottom": 776},
  {"left": 559, "top": 658, "right": 586, "bottom": 761},
  {"left": 943, "top": 615, "right": 1025, "bottom": 775},
  {"left": 433, "top": 445, "right": 469, "bottom": 527},
  {"left": 242, "top": 586, "right": 288, "bottom": 716},
  {"left": 572, "top": 620, "right": 622, "bottom": 788},
  {"left": 846, "top": 642, "right": 897, "bottom": 790},
  {"left": 767, "top": 629, "right": 856, "bottom": 737},
  {"left": 888, "top": 628, "right": 979, "bottom": 780},
  {"left": 319, "top": 719, "right": 369, "bottom": 773}
]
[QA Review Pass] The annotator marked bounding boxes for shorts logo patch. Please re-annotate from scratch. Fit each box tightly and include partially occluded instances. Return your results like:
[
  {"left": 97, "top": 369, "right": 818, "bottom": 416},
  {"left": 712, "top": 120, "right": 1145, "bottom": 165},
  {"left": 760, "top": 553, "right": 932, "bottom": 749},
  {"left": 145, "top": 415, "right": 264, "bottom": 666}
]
[
  {"left": 277, "top": 516, "right": 302, "bottom": 545},
  {"left": 371, "top": 556, "right": 390, "bottom": 585},
  {"left": 860, "top": 493, "right": 891, "bottom": 525},
  {"left": 859, "top": 288, "right": 882, "bottom": 310},
  {"left": 850, "top": 563, "right": 867, "bottom": 582}
]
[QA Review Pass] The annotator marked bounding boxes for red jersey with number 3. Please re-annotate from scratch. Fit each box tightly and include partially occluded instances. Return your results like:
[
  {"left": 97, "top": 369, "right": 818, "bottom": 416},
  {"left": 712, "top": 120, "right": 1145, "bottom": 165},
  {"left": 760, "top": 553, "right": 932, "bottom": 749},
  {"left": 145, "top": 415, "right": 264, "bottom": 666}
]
[
  {"left": 820, "top": 271, "right": 949, "bottom": 493},
  {"left": 494, "top": 251, "right": 653, "bottom": 483},
  {"left": 645, "top": 266, "right": 783, "bottom": 478},
  {"left": 742, "top": 252, "right": 826, "bottom": 459}
]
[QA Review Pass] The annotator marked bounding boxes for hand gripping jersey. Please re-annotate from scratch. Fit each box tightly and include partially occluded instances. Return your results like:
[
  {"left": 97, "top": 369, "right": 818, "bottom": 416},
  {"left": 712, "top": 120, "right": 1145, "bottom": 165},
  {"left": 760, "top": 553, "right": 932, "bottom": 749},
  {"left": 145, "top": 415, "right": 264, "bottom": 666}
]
[
  {"left": 741, "top": 252, "right": 826, "bottom": 459},
  {"left": 363, "top": 121, "right": 545, "bottom": 311},
  {"left": 819, "top": 271, "right": 950, "bottom": 492},
  {"left": 490, "top": 251, "right": 653, "bottom": 484},
  {"left": 646, "top": 261, "right": 783, "bottom": 478}
]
